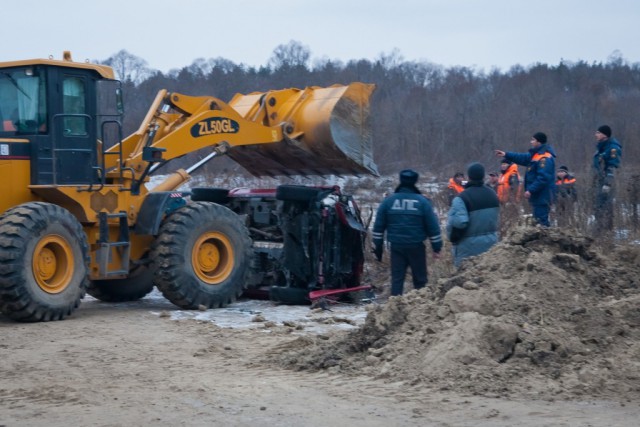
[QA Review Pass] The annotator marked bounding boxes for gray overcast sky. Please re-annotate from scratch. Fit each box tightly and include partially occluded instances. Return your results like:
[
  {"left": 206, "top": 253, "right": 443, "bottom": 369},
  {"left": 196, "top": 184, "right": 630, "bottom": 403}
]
[{"left": 3, "top": 0, "right": 639, "bottom": 73}]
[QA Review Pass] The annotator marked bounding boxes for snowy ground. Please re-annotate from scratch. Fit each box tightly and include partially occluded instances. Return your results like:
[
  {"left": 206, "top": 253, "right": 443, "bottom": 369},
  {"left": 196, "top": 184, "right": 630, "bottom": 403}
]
[{"left": 86, "top": 289, "right": 370, "bottom": 335}]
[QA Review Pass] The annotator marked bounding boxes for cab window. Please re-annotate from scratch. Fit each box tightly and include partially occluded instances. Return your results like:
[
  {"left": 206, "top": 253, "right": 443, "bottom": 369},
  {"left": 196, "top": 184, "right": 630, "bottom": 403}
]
[
  {"left": 0, "top": 68, "right": 46, "bottom": 134},
  {"left": 62, "top": 76, "right": 87, "bottom": 136}
]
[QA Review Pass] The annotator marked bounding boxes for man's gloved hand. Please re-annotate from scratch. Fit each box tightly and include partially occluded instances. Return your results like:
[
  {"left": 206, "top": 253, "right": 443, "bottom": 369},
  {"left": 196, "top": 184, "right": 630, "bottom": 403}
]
[
  {"left": 602, "top": 185, "right": 611, "bottom": 194},
  {"left": 372, "top": 242, "right": 383, "bottom": 262}
]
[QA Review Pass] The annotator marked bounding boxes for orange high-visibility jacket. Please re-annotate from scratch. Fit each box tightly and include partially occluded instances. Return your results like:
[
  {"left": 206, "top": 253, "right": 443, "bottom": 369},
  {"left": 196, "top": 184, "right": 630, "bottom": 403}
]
[
  {"left": 556, "top": 176, "right": 576, "bottom": 186},
  {"left": 497, "top": 163, "right": 521, "bottom": 203},
  {"left": 448, "top": 178, "right": 464, "bottom": 194}
]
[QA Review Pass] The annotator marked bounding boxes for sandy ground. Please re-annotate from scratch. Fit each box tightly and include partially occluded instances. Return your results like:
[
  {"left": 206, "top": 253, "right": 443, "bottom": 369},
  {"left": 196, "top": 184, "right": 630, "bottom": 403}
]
[{"left": 1, "top": 289, "right": 638, "bottom": 427}]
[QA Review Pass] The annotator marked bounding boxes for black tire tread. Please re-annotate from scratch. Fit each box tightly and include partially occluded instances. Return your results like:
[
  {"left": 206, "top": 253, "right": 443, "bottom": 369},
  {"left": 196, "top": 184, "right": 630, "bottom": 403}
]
[
  {"left": 87, "top": 264, "right": 155, "bottom": 302},
  {"left": 0, "top": 202, "right": 89, "bottom": 322},
  {"left": 151, "top": 202, "right": 252, "bottom": 309}
]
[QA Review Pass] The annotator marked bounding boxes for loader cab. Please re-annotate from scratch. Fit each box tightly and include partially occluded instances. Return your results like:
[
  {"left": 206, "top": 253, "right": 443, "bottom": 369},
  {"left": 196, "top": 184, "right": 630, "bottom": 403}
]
[{"left": 0, "top": 62, "right": 122, "bottom": 186}]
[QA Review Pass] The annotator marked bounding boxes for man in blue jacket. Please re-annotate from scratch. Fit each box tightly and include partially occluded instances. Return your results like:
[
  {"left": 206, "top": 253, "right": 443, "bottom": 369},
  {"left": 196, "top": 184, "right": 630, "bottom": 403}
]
[
  {"left": 447, "top": 163, "right": 500, "bottom": 267},
  {"left": 372, "top": 169, "right": 442, "bottom": 296},
  {"left": 495, "top": 132, "right": 556, "bottom": 226},
  {"left": 593, "top": 125, "right": 622, "bottom": 232}
]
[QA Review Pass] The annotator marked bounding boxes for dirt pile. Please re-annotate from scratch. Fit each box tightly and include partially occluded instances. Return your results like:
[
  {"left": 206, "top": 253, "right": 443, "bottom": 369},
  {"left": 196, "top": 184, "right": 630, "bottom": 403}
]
[{"left": 271, "top": 226, "right": 640, "bottom": 400}]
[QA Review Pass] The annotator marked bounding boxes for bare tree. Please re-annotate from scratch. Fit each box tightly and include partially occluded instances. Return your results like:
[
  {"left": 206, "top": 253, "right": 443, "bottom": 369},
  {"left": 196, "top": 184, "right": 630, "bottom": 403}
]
[
  {"left": 100, "top": 50, "right": 155, "bottom": 85},
  {"left": 186, "top": 57, "right": 237, "bottom": 77},
  {"left": 268, "top": 40, "right": 311, "bottom": 70}
]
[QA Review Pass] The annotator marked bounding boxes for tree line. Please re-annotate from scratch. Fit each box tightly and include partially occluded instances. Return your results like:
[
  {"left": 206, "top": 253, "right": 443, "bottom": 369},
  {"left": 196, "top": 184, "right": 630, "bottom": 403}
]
[{"left": 99, "top": 42, "right": 640, "bottom": 182}]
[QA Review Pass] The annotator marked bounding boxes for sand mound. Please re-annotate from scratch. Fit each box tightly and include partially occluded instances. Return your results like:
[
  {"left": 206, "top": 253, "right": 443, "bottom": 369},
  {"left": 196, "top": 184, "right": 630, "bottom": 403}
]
[{"left": 271, "top": 226, "right": 640, "bottom": 400}]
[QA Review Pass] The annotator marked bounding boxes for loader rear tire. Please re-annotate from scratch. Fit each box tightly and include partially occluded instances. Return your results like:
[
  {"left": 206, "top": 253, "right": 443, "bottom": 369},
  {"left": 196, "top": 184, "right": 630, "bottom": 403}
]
[
  {"left": 87, "top": 263, "right": 155, "bottom": 302},
  {"left": 0, "top": 203, "right": 89, "bottom": 322},
  {"left": 151, "top": 202, "right": 252, "bottom": 309}
]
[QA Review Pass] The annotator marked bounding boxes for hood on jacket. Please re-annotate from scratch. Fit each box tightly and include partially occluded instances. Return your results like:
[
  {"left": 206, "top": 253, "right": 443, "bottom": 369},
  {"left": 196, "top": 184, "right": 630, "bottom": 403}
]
[{"left": 529, "top": 143, "right": 556, "bottom": 157}]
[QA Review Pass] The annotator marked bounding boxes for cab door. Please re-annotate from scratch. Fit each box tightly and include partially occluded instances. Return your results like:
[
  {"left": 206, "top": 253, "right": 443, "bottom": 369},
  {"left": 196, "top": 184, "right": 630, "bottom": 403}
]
[{"left": 51, "top": 69, "right": 97, "bottom": 185}]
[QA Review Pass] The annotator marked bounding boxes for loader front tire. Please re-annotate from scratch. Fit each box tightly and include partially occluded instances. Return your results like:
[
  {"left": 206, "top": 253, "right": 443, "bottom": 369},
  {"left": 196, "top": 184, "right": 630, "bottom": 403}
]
[
  {"left": 87, "top": 263, "right": 155, "bottom": 302},
  {"left": 0, "top": 203, "right": 89, "bottom": 322},
  {"left": 152, "top": 202, "right": 252, "bottom": 309}
]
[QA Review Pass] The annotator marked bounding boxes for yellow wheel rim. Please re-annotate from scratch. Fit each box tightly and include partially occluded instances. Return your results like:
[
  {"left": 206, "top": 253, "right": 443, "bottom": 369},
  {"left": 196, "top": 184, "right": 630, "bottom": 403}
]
[
  {"left": 33, "top": 235, "right": 74, "bottom": 294},
  {"left": 192, "top": 232, "right": 234, "bottom": 285}
]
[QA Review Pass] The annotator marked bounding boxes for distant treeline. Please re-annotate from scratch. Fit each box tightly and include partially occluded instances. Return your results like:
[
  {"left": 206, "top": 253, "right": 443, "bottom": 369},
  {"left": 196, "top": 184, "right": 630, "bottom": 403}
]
[{"left": 100, "top": 42, "right": 640, "bottom": 179}]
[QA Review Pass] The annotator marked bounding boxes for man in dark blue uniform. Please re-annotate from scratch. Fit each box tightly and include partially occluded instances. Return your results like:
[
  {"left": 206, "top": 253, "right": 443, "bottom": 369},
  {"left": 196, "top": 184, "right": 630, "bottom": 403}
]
[
  {"left": 495, "top": 132, "right": 556, "bottom": 226},
  {"left": 593, "top": 125, "right": 622, "bottom": 232},
  {"left": 372, "top": 169, "right": 442, "bottom": 296}
]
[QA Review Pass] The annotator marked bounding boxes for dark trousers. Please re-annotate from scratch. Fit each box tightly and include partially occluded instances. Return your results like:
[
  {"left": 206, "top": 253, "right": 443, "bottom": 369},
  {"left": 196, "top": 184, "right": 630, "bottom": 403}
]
[
  {"left": 390, "top": 244, "right": 427, "bottom": 296},
  {"left": 555, "top": 198, "right": 575, "bottom": 227},
  {"left": 532, "top": 203, "right": 550, "bottom": 227},
  {"left": 595, "top": 190, "right": 614, "bottom": 232}
]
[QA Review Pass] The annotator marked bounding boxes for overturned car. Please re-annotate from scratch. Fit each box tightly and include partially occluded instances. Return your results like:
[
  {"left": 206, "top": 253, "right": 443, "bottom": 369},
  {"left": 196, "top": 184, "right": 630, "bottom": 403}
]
[{"left": 190, "top": 184, "right": 370, "bottom": 305}]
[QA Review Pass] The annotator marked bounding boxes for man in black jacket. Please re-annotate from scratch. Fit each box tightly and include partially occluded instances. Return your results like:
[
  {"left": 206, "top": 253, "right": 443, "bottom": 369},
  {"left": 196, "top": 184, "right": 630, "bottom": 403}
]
[{"left": 447, "top": 163, "right": 500, "bottom": 267}]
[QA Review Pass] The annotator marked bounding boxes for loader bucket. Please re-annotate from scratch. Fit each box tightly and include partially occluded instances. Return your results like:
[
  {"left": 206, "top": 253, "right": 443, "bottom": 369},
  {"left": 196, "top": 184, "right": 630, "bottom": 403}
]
[{"left": 228, "top": 83, "right": 379, "bottom": 177}]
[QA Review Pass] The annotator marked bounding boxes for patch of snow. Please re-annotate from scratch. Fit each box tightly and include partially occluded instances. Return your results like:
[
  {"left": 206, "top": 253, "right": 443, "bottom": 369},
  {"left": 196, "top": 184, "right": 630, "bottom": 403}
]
[
  {"left": 85, "top": 288, "right": 369, "bottom": 334},
  {"left": 165, "top": 299, "right": 368, "bottom": 334}
]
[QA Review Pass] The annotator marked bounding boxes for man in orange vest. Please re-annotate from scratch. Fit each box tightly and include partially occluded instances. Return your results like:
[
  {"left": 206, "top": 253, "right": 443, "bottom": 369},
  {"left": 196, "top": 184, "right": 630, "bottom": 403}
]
[
  {"left": 497, "top": 159, "right": 521, "bottom": 204},
  {"left": 486, "top": 172, "right": 500, "bottom": 192},
  {"left": 555, "top": 165, "right": 577, "bottom": 199},
  {"left": 495, "top": 132, "right": 556, "bottom": 226},
  {"left": 554, "top": 165, "right": 577, "bottom": 226},
  {"left": 447, "top": 172, "right": 465, "bottom": 205}
]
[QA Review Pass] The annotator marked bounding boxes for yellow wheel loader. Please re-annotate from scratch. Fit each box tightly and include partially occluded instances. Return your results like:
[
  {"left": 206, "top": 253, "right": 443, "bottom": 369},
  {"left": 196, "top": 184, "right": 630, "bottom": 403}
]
[{"left": 0, "top": 52, "right": 377, "bottom": 321}]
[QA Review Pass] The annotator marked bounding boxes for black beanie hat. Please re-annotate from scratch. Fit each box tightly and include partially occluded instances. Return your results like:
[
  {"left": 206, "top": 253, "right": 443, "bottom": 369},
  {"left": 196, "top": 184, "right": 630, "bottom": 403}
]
[
  {"left": 532, "top": 132, "right": 547, "bottom": 143},
  {"left": 399, "top": 169, "right": 419, "bottom": 186},
  {"left": 597, "top": 125, "right": 612, "bottom": 138},
  {"left": 558, "top": 165, "right": 569, "bottom": 172},
  {"left": 467, "top": 162, "right": 485, "bottom": 182},
  {"left": 501, "top": 158, "right": 512, "bottom": 165}
]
